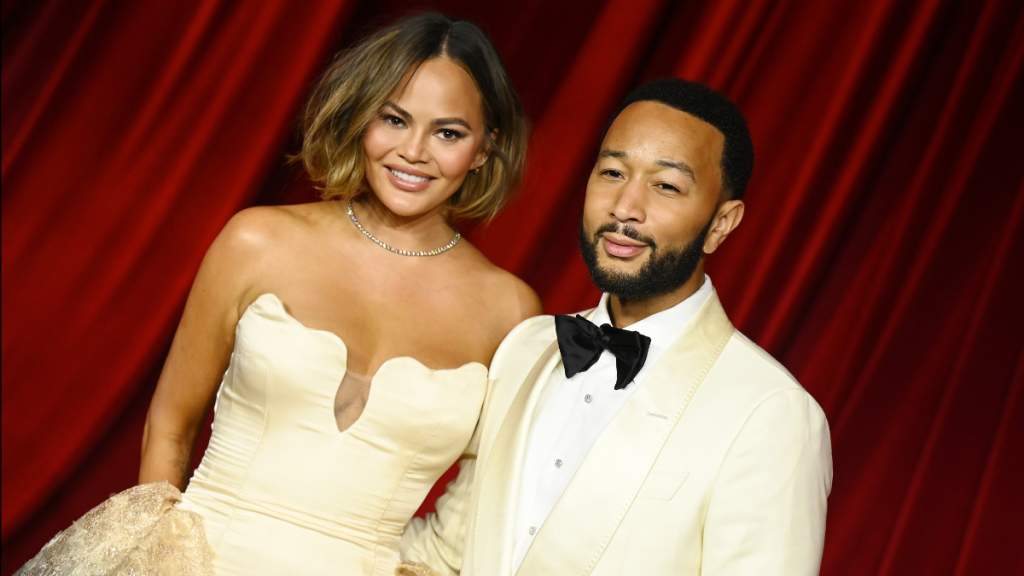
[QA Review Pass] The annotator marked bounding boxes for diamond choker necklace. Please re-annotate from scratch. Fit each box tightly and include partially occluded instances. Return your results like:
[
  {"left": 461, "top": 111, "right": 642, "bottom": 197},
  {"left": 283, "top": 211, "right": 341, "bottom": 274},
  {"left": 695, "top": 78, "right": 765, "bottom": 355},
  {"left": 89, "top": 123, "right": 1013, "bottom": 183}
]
[{"left": 347, "top": 200, "right": 461, "bottom": 257}]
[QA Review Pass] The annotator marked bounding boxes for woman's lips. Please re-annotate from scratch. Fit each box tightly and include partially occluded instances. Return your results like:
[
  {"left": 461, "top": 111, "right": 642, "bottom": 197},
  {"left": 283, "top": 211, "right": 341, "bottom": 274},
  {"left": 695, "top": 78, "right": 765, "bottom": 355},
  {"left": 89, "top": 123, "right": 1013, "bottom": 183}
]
[
  {"left": 603, "top": 238, "right": 647, "bottom": 258},
  {"left": 385, "top": 166, "right": 435, "bottom": 192}
]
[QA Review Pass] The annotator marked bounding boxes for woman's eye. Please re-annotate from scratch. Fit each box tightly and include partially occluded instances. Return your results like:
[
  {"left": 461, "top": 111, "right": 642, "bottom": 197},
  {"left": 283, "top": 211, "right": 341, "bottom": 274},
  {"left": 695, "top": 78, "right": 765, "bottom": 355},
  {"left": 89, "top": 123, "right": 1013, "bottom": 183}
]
[
  {"left": 437, "top": 129, "right": 463, "bottom": 141},
  {"left": 382, "top": 114, "right": 405, "bottom": 127}
]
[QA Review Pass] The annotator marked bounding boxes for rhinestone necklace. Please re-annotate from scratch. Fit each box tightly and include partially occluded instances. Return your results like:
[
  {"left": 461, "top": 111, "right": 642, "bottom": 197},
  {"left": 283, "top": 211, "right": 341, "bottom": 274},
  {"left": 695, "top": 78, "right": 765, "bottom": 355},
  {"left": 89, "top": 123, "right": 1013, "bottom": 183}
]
[{"left": 347, "top": 200, "right": 460, "bottom": 257}]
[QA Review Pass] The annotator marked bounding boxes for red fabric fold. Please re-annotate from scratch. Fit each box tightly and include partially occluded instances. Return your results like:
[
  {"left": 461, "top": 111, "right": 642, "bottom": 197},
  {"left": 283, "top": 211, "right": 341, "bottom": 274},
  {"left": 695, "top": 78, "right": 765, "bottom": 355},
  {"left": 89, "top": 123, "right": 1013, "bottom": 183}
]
[{"left": 3, "top": 1, "right": 1022, "bottom": 574}]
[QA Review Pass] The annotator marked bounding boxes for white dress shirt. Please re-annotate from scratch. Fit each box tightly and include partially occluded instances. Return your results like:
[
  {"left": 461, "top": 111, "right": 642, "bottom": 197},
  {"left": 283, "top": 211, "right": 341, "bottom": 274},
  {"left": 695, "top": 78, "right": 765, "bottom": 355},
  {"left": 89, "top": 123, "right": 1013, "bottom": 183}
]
[{"left": 511, "top": 276, "right": 714, "bottom": 572}]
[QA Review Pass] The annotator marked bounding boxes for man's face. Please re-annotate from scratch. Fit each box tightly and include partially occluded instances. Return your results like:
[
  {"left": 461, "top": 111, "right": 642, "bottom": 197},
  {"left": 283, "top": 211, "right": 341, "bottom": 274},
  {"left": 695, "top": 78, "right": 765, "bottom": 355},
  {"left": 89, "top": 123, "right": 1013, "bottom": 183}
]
[{"left": 580, "top": 101, "right": 727, "bottom": 299}]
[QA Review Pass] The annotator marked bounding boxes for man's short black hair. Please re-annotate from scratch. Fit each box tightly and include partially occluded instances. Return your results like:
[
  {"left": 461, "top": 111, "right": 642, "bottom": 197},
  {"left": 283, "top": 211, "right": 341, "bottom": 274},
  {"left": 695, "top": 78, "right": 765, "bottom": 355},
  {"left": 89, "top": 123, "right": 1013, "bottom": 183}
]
[{"left": 602, "top": 78, "right": 754, "bottom": 200}]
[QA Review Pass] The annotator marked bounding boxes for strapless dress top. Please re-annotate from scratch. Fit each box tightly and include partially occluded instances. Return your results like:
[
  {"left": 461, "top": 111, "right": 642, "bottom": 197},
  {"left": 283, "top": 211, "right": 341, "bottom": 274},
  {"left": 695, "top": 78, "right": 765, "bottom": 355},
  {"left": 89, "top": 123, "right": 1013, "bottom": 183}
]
[{"left": 176, "top": 293, "right": 489, "bottom": 575}]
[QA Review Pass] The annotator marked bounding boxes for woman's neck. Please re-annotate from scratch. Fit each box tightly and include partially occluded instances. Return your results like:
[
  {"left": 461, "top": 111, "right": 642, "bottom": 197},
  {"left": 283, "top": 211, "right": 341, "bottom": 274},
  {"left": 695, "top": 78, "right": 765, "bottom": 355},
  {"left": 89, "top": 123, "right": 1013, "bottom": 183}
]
[{"left": 348, "top": 193, "right": 457, "bottom": 251}]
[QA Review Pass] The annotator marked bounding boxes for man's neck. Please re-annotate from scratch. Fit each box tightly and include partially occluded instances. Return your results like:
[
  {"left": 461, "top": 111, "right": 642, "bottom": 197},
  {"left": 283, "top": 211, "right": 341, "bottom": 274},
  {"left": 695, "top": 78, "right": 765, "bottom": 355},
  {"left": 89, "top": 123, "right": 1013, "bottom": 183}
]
[{"left": 607, "top": 266, "right": 706, "bottom": 329}]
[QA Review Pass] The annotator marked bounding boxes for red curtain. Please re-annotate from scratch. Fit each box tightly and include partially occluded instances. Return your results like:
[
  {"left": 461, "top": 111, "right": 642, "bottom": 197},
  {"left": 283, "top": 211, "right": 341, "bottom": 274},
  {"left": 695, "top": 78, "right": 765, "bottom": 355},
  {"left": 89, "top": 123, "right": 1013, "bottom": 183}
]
[{"left": 2, "top": 0, "right": 1022, "bottom": 574}]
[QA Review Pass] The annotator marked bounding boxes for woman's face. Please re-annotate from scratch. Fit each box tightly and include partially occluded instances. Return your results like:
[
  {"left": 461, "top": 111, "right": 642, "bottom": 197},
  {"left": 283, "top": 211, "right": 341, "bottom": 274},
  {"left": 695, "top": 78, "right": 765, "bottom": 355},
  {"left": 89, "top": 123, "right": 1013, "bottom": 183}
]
[{"left": 362, "top": 58, "right": 489, "bottom": 219}]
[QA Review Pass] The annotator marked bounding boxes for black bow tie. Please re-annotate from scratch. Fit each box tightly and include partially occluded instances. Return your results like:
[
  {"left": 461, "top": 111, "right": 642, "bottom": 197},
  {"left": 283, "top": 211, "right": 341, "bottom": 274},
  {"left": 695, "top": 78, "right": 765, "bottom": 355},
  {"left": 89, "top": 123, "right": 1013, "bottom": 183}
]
[{"left": 554, "top": 314, "right": 651, "bottom": 390}]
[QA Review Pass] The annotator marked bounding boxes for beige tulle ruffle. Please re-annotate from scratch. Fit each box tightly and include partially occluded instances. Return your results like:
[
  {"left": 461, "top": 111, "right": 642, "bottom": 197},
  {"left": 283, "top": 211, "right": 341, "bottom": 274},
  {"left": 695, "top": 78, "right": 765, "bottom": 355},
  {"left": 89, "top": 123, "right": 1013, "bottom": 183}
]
[
  {"left": 394, "top": 560, "right": 442, "bottom": 576},
  {"left": 16, "top": 481, "right": 212, "bottom": 576}
]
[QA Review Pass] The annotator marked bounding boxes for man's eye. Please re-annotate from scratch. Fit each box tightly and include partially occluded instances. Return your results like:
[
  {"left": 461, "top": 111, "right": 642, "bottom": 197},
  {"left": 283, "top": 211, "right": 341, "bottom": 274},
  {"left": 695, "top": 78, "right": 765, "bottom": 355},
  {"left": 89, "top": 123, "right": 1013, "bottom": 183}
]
[
  {"left": 658, "top": 182, "right": 680, "bottom": 192},
  {"left": 602, "top": 169, "right": 623, "bottom": 178},
  {"left": 437, "top": 129, "right": 463, "bottom": 141}
]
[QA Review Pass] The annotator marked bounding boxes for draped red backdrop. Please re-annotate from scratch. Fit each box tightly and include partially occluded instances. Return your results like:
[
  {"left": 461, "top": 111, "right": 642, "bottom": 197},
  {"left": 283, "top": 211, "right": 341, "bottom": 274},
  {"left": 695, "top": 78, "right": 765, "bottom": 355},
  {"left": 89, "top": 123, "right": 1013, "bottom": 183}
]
[{"left": 3, "top": 0, "right": 1022, "bottom": 574}]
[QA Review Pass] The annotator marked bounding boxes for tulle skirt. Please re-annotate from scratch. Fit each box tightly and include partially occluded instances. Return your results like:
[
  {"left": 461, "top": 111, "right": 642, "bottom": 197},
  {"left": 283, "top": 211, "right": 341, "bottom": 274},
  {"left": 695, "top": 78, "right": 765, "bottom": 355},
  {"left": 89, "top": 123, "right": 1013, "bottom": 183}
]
[
  {"left": 14, "top": 481, "right": 451, "bottom": 575},
  {"left": 16, "top": 482, "right": 213, "bottom": 576}
]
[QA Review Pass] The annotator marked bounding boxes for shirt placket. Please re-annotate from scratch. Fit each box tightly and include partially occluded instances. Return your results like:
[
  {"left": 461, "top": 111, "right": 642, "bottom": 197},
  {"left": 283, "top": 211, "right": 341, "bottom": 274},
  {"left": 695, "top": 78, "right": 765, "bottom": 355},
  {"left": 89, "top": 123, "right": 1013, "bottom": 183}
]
[{"left": 526, "top": 353, "right": 611, "bottom": 542}]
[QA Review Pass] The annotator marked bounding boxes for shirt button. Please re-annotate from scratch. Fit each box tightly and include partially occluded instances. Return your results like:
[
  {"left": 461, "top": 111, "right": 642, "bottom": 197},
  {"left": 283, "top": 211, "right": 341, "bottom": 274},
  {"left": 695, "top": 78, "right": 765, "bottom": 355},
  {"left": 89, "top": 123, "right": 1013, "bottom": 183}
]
[
  {"left": 584, "top": 394, "right": 593, "bottom": 403},
  {"left": 529, "top": 526, "right": 536, "bottom": 535},
  {"left": 555, "top": 459, "right": 563, "bottom": 468}
]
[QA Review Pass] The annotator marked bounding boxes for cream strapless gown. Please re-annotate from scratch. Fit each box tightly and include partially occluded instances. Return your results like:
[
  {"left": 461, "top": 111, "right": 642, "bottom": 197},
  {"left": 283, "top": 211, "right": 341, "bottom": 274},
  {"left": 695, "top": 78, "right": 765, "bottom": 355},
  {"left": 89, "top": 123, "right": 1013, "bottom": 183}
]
[{"left": 18, "top": 293, "right": 488, "bottom": 576}]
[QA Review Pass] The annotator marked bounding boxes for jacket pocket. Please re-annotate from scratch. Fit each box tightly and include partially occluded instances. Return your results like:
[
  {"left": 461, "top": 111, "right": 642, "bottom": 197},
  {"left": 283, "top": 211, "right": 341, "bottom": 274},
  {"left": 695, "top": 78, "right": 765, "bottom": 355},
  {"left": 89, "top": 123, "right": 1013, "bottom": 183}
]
[{"left": 637, "top": 471, "right": 689, "bottom": 500}]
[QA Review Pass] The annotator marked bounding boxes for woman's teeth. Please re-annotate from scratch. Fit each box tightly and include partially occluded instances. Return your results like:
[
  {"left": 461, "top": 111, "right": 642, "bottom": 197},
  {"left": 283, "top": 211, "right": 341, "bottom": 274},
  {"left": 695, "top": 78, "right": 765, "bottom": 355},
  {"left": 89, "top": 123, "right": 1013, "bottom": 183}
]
[{"left": 389, "top": 168, "right": 432, "bottom": 183}]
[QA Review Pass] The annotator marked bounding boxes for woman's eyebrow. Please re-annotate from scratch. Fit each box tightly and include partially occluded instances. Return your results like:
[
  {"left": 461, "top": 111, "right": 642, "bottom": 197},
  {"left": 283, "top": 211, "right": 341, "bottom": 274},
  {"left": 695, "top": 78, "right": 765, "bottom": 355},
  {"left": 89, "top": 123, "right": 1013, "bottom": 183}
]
[
  {"left": 383, "top": 101, "right": 472, "bottom": 130},
  {"left": 430, "top": 117, "right": 472, "bottom": 130},
  {"left": 382, "top": 101, "right": 411, "bottom": 119}
]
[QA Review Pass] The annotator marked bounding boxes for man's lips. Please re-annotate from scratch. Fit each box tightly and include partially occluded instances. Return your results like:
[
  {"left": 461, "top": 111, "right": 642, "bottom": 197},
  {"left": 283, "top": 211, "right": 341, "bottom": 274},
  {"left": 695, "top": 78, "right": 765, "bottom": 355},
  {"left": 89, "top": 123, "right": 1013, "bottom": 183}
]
[{"left": 601, "top": 233, "right": 648, "bottom": 258}]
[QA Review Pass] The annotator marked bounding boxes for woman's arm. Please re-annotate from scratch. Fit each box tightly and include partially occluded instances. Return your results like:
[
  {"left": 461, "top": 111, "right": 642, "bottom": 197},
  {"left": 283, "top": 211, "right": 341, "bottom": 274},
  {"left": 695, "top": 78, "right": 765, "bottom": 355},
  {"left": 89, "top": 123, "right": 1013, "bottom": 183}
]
[{"left": 139, "top": 208, "right": 274, "bottom": 489}]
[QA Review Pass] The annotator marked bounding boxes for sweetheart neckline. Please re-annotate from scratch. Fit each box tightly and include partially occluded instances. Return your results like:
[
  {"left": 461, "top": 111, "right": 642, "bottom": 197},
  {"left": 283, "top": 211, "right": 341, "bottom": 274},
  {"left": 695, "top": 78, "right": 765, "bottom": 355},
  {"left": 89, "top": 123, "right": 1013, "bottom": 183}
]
[{"left": 241, "top": 293, "right": 487, "bottom": 379}]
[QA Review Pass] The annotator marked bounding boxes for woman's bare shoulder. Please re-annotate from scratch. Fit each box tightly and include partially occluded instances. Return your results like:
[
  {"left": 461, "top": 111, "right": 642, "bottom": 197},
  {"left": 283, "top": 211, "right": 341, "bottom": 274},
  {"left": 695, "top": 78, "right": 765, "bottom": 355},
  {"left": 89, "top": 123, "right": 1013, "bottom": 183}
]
[
  {"left": 480, "top": 268, "right": 542, "bottom": 358},
  {"left": 214, "top": 203, "right": 334, "bottom": 254},
  {"left": 492, "top": 266, "right": 543, "bottom": 321},
  {"left": 196, "top": 203, "right": 333, "bottom": 297},
  {"left": 457, "top": 242, "right": 543, "bottom": 328}
]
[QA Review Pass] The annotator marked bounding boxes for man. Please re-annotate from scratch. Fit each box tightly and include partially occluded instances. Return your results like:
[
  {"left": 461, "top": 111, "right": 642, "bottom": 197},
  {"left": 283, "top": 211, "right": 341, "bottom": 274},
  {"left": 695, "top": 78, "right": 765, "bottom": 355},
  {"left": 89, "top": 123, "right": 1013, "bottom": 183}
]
[{"left": 401, "top": 78, "right": 832, "bottom": 575}]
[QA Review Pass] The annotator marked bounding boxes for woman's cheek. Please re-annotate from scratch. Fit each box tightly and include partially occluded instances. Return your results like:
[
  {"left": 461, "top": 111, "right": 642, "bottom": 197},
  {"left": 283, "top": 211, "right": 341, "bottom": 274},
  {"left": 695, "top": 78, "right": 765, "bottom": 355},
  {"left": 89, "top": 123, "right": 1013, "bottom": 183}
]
[
  {"left": 434, "top": 143, "right": 478, "bottom": 179},
  {"left": 362, "top": 125, "right": 392, "bottom": 160}
]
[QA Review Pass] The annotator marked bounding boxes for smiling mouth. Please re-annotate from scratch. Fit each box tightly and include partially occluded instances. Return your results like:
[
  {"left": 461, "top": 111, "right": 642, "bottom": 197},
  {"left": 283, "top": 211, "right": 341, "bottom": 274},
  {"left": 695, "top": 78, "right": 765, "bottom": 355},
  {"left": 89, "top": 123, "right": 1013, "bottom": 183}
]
[
  {"left": 603, "top": 238, "right": 647, "bottom": 258},
  {"left": 388, "top": 167, "right": 434, "bottom": 183},
  {"left": 598, "top": 228, "right": 652, "bottom": 260}
]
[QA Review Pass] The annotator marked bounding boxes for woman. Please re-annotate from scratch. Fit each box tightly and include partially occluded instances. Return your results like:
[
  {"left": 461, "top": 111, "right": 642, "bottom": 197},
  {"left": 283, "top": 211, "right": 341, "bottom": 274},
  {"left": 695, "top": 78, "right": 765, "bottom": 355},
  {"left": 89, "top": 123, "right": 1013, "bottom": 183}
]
[{"left": 18, "top": 12, "right": 539, "bottom": 576}]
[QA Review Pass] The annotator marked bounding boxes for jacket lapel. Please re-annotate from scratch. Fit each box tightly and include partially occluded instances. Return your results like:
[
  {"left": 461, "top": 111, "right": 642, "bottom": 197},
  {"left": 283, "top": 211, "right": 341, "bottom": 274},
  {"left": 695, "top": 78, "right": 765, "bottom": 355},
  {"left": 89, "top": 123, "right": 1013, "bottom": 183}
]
[
  {"left": 472, "top": 309, "right": 599, "bottom": 576},
  {"left": 517, "top": 292, "right": 734, "bottom": 575},
  {"left": 472, "top": 339, "right": 560, "bottom": 576}
]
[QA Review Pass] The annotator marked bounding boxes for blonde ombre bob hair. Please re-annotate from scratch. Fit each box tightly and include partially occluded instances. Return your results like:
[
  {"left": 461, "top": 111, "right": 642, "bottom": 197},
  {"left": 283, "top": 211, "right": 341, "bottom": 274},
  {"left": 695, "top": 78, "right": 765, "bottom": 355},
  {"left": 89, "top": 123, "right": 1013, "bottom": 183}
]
[{"left": 299, "top": 13, "right": 528, "bottom": 222}]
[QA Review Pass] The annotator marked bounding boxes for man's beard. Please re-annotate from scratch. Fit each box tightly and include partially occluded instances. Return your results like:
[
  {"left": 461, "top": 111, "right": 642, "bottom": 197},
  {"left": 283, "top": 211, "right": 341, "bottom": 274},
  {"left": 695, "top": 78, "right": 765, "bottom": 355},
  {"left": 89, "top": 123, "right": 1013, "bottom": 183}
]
[{"left": 578, "top": 218, "right": 712, "bottom": 300}]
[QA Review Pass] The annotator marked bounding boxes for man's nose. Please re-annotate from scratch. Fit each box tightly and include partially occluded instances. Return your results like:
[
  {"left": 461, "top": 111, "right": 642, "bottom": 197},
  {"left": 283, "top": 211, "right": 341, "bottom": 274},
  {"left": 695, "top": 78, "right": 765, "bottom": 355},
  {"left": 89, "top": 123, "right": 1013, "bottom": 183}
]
[{"left": 611, "top": 178, "right": 646, "bottom": 223}]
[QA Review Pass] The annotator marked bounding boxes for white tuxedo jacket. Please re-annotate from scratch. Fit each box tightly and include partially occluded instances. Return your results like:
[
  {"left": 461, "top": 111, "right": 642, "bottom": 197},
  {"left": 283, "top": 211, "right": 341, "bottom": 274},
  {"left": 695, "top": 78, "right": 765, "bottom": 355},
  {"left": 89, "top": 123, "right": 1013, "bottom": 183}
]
[{"left": 402, "top": 291, "right": 832, "bottom": 575}]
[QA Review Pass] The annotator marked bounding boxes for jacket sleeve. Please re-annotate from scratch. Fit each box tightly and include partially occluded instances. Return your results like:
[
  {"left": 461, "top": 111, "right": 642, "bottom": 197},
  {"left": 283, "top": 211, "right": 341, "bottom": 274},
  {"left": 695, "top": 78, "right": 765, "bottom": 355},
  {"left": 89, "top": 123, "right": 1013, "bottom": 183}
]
[{"left": 701, "top": 387, "right": 833, "bottom": 575}]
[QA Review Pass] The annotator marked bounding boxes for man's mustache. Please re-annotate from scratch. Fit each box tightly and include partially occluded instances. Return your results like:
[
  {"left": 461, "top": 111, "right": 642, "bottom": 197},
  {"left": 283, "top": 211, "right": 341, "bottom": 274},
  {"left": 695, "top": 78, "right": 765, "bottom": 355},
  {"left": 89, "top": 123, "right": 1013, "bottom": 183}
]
[{"left": 593, "top": 222, "right": 658, "bottom": 250}]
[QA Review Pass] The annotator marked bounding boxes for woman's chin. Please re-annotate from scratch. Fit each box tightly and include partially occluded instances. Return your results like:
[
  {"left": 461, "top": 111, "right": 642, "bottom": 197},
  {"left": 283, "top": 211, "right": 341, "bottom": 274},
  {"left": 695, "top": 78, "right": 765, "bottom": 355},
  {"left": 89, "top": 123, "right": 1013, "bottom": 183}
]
[{"left": 370, "top": 189, "right": 452, "bottom": 220}]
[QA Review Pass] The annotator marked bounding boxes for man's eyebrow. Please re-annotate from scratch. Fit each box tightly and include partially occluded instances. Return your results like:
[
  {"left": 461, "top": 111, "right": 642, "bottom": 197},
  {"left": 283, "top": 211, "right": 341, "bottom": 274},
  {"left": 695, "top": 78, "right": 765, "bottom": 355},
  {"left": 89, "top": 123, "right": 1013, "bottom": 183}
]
[
  {"left": 599, "top": 149, "right": 697, "bottom": 182},
  {"left": 382, "top": 101, "right": 473, "bottom": 130},
  {"left": 655, "top": 159, "right": 696, "bottom": 182}
]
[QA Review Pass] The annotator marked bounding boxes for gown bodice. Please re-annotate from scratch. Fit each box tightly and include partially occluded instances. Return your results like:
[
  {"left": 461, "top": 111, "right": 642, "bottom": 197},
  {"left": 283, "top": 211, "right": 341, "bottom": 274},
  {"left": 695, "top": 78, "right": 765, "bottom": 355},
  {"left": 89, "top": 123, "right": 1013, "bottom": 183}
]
[{"left": 179, "top": 293, "right": 488, "bottom": 576}]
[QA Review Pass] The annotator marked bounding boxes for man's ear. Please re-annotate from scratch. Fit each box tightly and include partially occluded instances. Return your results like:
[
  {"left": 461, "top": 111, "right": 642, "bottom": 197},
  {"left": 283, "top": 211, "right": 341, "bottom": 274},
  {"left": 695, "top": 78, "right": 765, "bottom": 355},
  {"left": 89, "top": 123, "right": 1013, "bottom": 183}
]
[{"left": 703, "top": 199, "right": 744, "bottom": 255}]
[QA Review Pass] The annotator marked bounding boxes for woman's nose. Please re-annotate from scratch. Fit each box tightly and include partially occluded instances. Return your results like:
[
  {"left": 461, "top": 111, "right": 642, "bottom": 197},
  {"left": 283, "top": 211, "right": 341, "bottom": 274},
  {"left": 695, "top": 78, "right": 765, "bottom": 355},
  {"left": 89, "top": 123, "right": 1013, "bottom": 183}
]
[{"left": 397, "top": 131, "right": 429, "bottom": 164}]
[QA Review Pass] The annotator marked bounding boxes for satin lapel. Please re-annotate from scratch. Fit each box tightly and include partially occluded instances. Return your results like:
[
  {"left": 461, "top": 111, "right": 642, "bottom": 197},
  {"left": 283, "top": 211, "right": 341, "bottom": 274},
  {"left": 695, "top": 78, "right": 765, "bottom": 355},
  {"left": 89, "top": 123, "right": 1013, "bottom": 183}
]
[
  {"left": 517, "top": 293, "right": 734, "bottom": 575},
  {"left": 472, "top": 339, "right": 561, "bottom": 576},
  {"left": 472, "top": 308, "right": 598, "bottom": 576}
]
